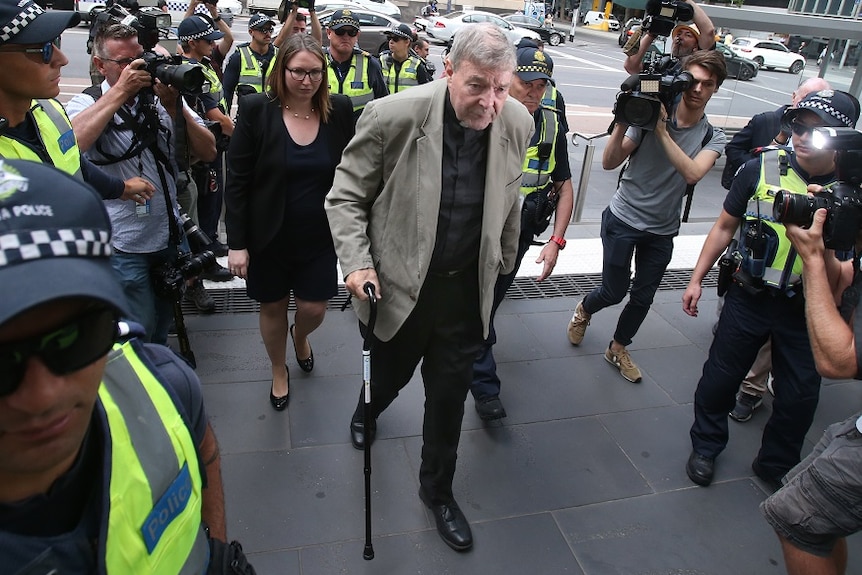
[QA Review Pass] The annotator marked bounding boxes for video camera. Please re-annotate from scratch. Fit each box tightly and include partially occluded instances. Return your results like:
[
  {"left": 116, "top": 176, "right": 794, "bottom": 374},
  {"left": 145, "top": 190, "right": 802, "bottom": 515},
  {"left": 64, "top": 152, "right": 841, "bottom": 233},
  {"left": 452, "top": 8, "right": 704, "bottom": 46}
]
[
  {"left": 613, "top": 54, "right": 691, "bottom": 130},
  {"left": 91, "top": 1, "right": 209, "bottom": 95},
  {"left": 773, "top": 127, "right": 862, "bottom": 251},
  {"left": 641, "top": 0, "right": 693, "bottom": 38},
  {"left": 152, "top": 212, "right": 218, "bottom": 299}
]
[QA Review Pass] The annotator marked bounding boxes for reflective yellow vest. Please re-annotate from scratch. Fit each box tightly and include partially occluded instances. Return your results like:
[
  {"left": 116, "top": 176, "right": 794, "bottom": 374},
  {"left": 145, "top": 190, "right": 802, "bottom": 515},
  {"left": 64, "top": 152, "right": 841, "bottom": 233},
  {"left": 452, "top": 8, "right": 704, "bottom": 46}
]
[
  {"left": 237, "top": 44, "right": 274, "bottom": 95},
  {"left": 742, "top": 149, "right": 836, "bottom": 290},
  {"left": 201, "top": 62, "right": 227, "bottom": 113},
  {"left": 0, "top": 99, "right": 82, "bottom": 179},
  {"left": 520, "top": 102, "right": 560, "bottom": 196},
  {"left": 381, "top": 53, "right": 421, "bottom": 93},
  {"left": 98, "top": 341, "right": 210, "bottom": 574},
  {"left": 326, "top": 50, "right": 373, "bottom": 112}
]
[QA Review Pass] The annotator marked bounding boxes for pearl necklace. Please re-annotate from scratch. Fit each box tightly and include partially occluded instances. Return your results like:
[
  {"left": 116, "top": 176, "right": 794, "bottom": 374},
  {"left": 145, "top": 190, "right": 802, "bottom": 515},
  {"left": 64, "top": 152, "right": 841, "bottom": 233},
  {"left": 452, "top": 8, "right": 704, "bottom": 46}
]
[{"left": 285, "top": 103, "right": 315, "bottom": 120}]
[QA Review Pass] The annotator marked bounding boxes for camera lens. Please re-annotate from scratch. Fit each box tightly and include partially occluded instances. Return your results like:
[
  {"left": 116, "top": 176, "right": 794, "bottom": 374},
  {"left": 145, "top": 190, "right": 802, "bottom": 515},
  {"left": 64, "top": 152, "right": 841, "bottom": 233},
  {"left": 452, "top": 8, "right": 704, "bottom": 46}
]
[{"left": 772, "top": 190, "right": 827, "bottom": 225}]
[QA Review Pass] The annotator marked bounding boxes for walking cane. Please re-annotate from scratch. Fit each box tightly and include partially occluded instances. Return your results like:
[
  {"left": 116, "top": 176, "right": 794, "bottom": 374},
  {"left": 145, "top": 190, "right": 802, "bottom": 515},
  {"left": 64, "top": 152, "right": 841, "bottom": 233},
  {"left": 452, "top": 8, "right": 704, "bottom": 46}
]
[{"left": 362, "top": 281, "right": 378, "bottom": 560}]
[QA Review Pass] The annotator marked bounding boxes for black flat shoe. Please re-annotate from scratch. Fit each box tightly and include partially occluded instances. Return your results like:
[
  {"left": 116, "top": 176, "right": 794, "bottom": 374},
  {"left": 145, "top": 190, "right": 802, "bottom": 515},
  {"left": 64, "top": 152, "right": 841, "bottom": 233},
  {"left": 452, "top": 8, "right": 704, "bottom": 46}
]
[
  {"left": 290, "top": 324, "right": 314, "bottom": 373},
  {"left": 270, "top": 375, "right": 289, "bottom": 411},
  {"left": 475, "top": 396, "right": 507, "bottom": 421},
  {"left": 419, "top": 489, "right": 473, "bottom": 551}
]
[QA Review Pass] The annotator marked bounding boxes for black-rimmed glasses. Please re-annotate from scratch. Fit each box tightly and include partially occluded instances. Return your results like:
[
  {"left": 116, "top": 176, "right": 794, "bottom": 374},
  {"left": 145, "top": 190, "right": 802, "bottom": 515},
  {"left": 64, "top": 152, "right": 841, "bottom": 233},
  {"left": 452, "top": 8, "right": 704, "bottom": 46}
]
[
  {"left": 0, "top": 37, "right": 61, "bottom": 64},
  {"left": 286, "top": 67, "right": 324, "bottom": 82}
]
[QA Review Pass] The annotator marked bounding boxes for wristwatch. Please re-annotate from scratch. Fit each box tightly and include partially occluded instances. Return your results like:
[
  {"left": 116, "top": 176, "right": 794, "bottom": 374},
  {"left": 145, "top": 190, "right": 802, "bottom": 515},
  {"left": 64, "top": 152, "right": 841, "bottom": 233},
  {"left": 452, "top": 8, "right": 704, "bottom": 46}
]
[{"left": 549, "top": 235, "right": 566, "bottom": 250}]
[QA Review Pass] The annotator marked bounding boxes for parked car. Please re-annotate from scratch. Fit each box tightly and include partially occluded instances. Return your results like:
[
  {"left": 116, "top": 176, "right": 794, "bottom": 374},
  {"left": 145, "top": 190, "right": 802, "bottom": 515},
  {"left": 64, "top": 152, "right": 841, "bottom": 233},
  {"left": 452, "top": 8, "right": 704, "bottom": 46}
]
[
  {"left": 729, "top": 37, "right": 805, "bottom": 74},
  {"left": 715, "top": 42, "right": 759, "bottom": 81},
  {"left": 501, "top": 13, "right": 565, "bottom": 45},
  {"left": 618, "top": 17, "right": 641, "bottom": 47},
  {"left": 317, "top": 8, "right": 410, "bottom": 55},
  {"left": 426, "top": 10, "right": 541, "bottom": 46},
  {"left": 583, "top": 10, "right": 619, "bottom": 31}
]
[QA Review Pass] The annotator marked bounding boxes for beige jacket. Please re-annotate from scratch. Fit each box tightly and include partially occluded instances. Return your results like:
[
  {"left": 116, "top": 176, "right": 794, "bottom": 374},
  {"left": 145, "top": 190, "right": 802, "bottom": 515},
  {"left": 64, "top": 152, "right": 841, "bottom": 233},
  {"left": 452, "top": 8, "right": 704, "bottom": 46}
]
[{"left": 325, "top": 78, "right": 534, "bottom": 341}]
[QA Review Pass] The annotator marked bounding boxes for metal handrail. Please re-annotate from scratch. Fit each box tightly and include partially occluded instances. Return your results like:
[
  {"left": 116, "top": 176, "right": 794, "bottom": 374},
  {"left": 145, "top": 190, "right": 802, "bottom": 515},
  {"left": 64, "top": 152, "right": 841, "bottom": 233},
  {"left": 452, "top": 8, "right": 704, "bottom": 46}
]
[{"left": 570, "top": 131, "right": 610, "bottom": 223}]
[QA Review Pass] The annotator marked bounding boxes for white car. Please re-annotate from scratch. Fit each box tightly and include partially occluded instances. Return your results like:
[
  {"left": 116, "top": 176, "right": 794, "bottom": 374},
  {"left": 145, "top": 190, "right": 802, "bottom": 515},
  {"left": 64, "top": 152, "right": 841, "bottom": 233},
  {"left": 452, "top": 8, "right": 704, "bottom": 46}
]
[
  {"left": 729, "top": 37, "right": 805, "bottom": 74},
  {"left": 426, "top": 10, "right": 541, "bottom": 46},
  {"left": 583, "top": 10, "right": 619, "bottom": 31}
]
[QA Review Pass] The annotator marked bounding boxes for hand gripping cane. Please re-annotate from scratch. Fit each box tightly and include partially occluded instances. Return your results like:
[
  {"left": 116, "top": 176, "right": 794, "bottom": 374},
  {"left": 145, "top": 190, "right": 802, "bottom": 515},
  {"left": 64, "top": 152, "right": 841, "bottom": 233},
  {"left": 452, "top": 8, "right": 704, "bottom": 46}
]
[{"left": 362, "top": 282, "right": 378, "bottom": 560}]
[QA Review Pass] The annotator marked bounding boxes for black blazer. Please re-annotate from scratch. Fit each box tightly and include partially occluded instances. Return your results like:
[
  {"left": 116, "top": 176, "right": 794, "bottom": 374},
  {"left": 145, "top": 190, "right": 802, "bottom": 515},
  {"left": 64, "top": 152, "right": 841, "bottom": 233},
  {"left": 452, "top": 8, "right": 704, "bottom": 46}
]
[
  {"left": 225, "top": 92, "right": 354, "bottom": 251},
  {"left": 722, "top": 105, "right": 787, "bottom": 189}
]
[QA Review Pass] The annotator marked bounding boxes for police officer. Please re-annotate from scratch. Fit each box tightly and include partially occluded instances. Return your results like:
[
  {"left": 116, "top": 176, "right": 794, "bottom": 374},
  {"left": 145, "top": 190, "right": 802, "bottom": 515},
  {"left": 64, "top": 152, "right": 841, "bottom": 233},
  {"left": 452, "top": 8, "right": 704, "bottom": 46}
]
[
  {"left": 223, "top": 13, "right": 278, "bottom": 111},
  {"left": 380, "top": 23, "right": 429, "bottom": 93},
  {"left": 324, "top": 9, "right": 387, "bottom": 122},
  {"left": 682, "top": 90, "right": 861, "bottom": 489},
  {"left": 470, "top": 46, "right": 573, "bottom": 421},
  {"left": 0, "top": 159, "right": 256, "bottom": 574},
  {"left": 0, "top": 0, "right": 154, "bottom": 203},
  {"left": 179, "top": 14, "right": 234, "bottom": 257}
]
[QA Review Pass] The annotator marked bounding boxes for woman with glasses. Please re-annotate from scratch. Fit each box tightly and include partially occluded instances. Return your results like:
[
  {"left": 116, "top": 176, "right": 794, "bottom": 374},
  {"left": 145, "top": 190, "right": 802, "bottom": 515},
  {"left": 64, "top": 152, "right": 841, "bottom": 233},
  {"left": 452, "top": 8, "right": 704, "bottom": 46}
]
[{"left": 225, "top": 34, "right": 354, "bottom": 411}]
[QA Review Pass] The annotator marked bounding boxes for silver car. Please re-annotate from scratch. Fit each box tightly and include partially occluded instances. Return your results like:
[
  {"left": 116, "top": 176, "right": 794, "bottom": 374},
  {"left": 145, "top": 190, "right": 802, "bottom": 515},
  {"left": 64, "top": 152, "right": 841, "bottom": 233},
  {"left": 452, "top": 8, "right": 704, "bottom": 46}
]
[{"left": 426, "top": 10, "right": 541, "bottom": 46}]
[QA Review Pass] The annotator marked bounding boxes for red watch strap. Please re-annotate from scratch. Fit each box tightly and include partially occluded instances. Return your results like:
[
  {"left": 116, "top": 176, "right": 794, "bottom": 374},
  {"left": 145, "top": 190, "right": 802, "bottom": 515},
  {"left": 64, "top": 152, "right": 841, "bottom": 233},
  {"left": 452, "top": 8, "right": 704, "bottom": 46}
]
[{"left": 550, "top": 235, "right": 566, "bottom": 249}]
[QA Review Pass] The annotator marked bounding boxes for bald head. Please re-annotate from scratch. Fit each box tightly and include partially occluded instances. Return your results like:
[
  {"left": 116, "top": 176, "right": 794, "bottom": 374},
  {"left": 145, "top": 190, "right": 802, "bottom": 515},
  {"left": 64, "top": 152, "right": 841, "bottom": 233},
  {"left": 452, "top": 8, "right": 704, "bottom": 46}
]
[{"left": 791, "top": 78, "right": 831, "bottom": 107}]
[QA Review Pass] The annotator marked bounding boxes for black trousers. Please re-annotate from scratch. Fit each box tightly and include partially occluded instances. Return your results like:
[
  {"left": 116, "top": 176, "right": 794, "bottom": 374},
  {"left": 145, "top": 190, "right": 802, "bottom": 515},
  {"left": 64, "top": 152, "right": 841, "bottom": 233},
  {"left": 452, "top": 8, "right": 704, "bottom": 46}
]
[{"left": 357, "top": 268, "right": 484, "bottom": 505}]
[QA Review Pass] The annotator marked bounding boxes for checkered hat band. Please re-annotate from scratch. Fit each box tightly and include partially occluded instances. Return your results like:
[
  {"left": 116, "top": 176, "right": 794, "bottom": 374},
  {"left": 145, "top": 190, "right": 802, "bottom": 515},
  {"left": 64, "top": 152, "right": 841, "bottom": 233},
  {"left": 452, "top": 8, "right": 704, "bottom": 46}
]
[
  {"left": 330, "top": 17, "right": 359, "bottom": 27},
  {"left": 0, "top": 228, "right": 112, "bottom": 267},
  {"left": 799, "top": 100, "right": 854, "bottom": 128},
  {"left": 0, "top": 3, "right": 44, "bottom": 43},
  {"left": 180, "top": 26, "right": 217, "bottom": 41},
  {"left": 517, "top": 64, "right": 550, "bottom": 74}
]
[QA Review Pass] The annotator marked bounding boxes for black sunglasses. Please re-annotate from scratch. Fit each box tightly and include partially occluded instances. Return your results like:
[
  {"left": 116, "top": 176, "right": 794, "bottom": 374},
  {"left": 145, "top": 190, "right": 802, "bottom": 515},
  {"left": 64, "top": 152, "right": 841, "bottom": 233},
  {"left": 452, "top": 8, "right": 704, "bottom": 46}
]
[
  {"left": 0, "top": 37, "right": 61, "bottom": 64},
  {"left": 0, "top": 307, "right": 118, "bottom": 397},
  {"left": 791, "top": 120, "right": 822, "bottom": 138},
  {"left": 333, "top": 27, "right": 358, "bottom": 37}
]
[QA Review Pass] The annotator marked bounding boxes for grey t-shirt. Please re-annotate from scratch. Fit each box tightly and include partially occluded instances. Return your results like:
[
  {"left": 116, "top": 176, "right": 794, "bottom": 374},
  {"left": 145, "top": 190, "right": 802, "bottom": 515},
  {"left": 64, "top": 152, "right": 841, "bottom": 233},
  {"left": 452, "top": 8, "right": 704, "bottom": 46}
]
[{"left": 610, "top": 114, "right": 725, "bottom": 236}]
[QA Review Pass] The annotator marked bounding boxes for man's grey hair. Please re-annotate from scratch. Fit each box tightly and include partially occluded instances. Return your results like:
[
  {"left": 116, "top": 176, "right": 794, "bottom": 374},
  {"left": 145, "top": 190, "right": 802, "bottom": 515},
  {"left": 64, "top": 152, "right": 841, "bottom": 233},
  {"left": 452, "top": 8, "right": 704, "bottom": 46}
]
[
  {"left": 94, "top": 23, "right": 138, "bottom": 59},
  {"left": 447, "top": 23, "right": 515, "bottom": 73}
]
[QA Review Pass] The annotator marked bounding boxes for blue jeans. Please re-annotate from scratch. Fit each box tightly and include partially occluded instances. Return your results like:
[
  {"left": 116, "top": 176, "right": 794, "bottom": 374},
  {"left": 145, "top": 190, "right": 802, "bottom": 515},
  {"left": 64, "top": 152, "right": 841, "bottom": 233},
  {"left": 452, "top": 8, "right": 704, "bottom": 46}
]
[
  {"left": 111, "top": 247, "right": 177, "bottom": 345},
  {"left": 690, "top": 283, "right": 821, "bottom": 480},
  {"left": 470, "top": 204, "right": 545, "bottom": 401},
  {"left": 583, "top": 207, "right": 674, "bottom": 346}
]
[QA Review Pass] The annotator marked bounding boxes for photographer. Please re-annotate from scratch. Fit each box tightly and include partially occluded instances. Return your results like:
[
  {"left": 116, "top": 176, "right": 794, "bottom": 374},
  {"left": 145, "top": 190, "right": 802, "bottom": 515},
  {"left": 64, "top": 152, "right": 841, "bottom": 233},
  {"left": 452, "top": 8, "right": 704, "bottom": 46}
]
[
  {"left": 623, "top": 0, "right": 715, "bottom": 75},
  {"left": 681, "top": 90, "right": 861, "bottom": 490},
  {"left": 66, "top": 23, "right": 216, "bottom": 345},
  {"left": 566, "top": 50, "right": 726, "bottom": 384},
  {"left": 274, "top": 0, "right": 323, "bottom": 46},
  {"left": 759, "top": 192, "right": 861, "bottom": 575}
]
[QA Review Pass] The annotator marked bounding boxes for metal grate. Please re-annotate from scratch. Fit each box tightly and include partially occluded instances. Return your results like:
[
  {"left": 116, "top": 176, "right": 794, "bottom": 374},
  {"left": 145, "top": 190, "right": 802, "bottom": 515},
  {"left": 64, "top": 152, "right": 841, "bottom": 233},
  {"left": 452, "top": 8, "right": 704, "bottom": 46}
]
[{"left": 182, "top": 268, "right": 718, "bottom": 315}]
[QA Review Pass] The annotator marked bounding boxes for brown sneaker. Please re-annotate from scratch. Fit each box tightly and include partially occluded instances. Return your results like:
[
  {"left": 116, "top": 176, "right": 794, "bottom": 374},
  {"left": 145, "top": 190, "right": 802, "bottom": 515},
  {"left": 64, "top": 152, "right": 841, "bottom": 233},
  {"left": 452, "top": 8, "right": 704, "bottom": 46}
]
[
  {"left": 567, "top": 300, "right": 591, "bottom": 345},
  {"left": 604, "top": 343, "right": 642, "bottom": 383}
]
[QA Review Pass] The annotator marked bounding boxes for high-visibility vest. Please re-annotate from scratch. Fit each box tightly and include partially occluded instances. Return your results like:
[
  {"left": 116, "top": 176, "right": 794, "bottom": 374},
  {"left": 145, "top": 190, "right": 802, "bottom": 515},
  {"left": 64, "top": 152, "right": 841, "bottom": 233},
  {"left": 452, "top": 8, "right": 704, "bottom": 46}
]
[
  {"left": 520, "top": 103, "right": 560, "bottom": 195},
  {"left": 741, "top": 148, "right": 836, "bottom": 290},
  {"left": 237, "top": 43, "right": 275, "bottom": 94},
  {"left": 0, "top": 99, "right": 82, "bottom": 179},
  {"left": 326, "top": 50, "right": 374, "bottom": 112},
  {"left": 381, "top": 52, "right": 421, "bottom": 93}
]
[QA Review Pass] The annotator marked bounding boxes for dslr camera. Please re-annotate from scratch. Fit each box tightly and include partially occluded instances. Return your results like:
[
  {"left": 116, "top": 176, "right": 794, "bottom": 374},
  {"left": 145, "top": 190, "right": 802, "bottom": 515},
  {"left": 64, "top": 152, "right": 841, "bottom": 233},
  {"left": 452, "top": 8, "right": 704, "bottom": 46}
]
[
  {"left": 773, "top": 127, "right": 862, "bottom": 251},
  {"left": 613, "top": 54, "right": 692, "bottom": 131},
  {"left": 91, "top": 1, "right": 209, "bottom": 95},
  {"left": 641, "top": 0, "right": 694, "bottom": 38},
  {"left": 152, "top": 212, "right": 218, "bottom": 299}
]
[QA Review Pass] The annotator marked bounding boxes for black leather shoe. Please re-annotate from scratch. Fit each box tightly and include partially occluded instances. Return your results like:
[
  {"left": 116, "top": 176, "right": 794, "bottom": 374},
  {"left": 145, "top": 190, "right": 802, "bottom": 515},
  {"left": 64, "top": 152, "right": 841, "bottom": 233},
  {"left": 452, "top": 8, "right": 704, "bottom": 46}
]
[
  {"left": 752, "top": 459, "right": 784, "bottom": 493},
  {"left": 201, "top": 263, "right": 234, "bottom": 282},
  {"left": 686, "top": 451, "right": 715, "bottom": 486},
  {"left": 419, "top": 490, "right": 473, "bottom": 551},
  {"left": 350, "top": 414, "right": 376, "bottom": 450},
  {"left": 269, "top": 383, "right": 289, "bottom": 411},
  {"left": 207, "top": 240, "right": 229, "bottom": 257},
  {"left": 475, "top": 396, "right": 507, "bottom": 421},
  {"left": 290, "top": 324, "right": 314, "bottom": 373}
]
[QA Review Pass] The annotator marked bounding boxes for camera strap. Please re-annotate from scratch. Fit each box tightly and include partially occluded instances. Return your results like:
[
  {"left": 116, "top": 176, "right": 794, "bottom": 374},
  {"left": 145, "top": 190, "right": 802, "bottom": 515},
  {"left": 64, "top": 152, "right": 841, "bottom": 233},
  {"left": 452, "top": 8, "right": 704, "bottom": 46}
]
[{"left": 681, "top": 122, "right": 714, "bottom": 222}]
